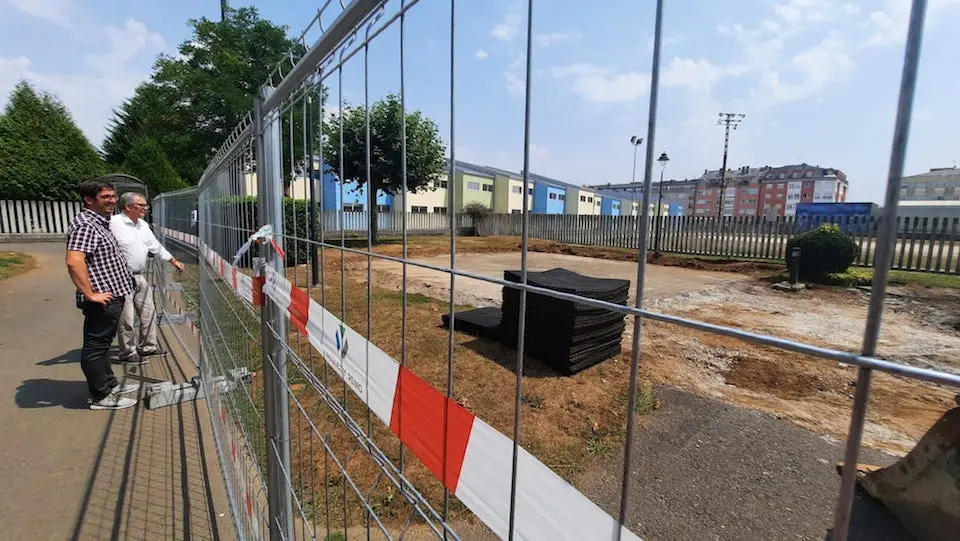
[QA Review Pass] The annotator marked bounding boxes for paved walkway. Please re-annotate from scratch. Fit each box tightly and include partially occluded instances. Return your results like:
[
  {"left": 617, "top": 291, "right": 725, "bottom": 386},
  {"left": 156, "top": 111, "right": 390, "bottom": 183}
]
[{"left": 0, "top": 242, "right": 233, "bottom": 540}]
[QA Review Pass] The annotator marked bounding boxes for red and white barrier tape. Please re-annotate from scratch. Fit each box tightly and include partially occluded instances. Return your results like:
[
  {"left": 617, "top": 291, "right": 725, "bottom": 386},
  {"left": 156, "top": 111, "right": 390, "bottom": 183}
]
[{"left": 158, "top": 226, "right": 641, "bottom": 541}]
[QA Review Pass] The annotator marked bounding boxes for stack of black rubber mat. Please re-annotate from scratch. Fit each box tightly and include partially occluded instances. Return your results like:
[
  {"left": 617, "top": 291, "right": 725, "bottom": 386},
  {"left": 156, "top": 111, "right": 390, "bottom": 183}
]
[
  {"left": 499, "top": 268, "right": 628, "bottom": 374},
  {"left": 440, "top": 268, "right": 629, "bottom": 375}
]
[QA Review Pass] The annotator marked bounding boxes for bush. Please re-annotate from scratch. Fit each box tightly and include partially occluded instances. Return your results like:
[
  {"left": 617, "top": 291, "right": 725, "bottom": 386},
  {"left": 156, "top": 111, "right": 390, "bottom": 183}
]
[
  {"left": 464, "top": 202, "right": 491, "bottom": 222},
  {"left": 786, "top": 224, "right": 860, "bottom": 281}
]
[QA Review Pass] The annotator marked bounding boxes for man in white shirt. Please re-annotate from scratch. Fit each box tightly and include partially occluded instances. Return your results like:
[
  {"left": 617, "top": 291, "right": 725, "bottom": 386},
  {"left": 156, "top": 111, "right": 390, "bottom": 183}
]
[{"left": 110, "top": 192, "right": 185, "bottom": 365}]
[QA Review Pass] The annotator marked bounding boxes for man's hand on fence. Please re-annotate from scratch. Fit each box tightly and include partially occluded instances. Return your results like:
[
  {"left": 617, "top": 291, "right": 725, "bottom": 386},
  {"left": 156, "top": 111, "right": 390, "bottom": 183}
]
[{"left": 170, "top": 258, "right": 185, "bottom": 273}]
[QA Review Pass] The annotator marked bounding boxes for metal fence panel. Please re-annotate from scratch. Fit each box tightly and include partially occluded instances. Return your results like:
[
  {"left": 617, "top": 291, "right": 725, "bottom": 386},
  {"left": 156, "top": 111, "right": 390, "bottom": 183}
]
[{"left": 148, "top": 1, "right": 960, "bottom": 541}]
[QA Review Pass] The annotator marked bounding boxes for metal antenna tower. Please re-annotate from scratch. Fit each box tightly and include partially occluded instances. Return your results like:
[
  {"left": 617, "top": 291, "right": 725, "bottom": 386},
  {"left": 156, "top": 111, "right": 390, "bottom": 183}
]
[{"left": 716, "top": 112, "right": 745, "bottom": 216}]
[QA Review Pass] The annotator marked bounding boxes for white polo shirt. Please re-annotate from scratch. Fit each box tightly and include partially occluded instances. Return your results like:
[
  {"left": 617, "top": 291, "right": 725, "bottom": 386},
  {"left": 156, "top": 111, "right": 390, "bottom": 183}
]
[{"left": 109, "top": 213, "right": 173, "bottom": 273}]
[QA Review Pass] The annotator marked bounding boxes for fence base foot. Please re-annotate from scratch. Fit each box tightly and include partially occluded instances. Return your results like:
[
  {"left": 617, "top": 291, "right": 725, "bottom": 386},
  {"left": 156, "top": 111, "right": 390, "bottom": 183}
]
[{"left": 145, "top": 368, "right": 252, "bottom": 410}]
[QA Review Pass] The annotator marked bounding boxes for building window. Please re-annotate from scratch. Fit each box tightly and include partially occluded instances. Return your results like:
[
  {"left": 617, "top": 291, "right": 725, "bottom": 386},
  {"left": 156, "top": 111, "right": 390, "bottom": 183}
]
[
  {"left": 467, "top": 181, "right": 480, "bottom": 191},
  {"left": 377, "top": 204, "right": 391, "bottom": 213},
  {"left": 433, "top": 206, "right": 447, "bottom": 214},
  {"left": 548, "top": 192, "right": 557, "bottom": 200},
  {"left": 511, "top": 209, "right": 522, "bottom": 214},
  {"left": 580, "top": 195, "right": 587, "bottom": 202},
  {"left": 511, "top": 186, "right": 522, "bottom": 194},
  {"left": 411, "top": 206, "right": 427, "bottom": 213},
  {"left": 558, "top": 194, "right": 565, "bottom": 201},
  {"left": 434, "top": 180, "right": 448, "bottom": 189},
  {"left": 587, "top": 197, "right": 594, "bottom": 203},
  {"left": 482, "top": 184, "right": 493, "bottom": 192},
  {"left": 528, "top": 188, "right": 534, "bottom": 195},
  {"left": 343, "top": 203, "right": 364, "bottom": 212}
]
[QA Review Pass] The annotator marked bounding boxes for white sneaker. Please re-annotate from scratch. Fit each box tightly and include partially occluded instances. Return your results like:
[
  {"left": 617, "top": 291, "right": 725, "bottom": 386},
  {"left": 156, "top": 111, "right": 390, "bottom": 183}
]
[
  {"left": 114, "top": 382, "right": 141, "bottom": 395},
  {"left": 90, "top": 393, "right": 137, "bottom": 411}
]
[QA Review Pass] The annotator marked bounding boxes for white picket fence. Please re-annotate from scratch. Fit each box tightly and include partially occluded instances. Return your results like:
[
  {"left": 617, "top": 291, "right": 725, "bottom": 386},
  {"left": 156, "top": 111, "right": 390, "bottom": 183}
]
[{"left": 0, "top": 200, "right": 81, "bottom": 236}]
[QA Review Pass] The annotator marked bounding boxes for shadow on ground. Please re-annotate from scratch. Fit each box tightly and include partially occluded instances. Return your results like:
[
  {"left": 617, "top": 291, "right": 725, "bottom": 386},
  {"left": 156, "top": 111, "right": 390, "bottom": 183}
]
[
  {"left": 15, "top": 378, "right": 91, "bottom": 409},
  {"left": 58, "top": 332, "right": 225, "bottom": 541}
]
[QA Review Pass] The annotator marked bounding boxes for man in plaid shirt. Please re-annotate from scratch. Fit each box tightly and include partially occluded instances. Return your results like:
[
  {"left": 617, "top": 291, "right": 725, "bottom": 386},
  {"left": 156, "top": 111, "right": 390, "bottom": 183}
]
[{"left": 66, "top": 180, "right": 140, "bottom": 410}]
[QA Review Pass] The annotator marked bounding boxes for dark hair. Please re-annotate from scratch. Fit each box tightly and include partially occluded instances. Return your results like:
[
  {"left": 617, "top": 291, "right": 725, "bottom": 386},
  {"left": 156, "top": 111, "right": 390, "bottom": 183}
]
[{"left": 77, "top": 179, "right": 114, "bottom": 204}]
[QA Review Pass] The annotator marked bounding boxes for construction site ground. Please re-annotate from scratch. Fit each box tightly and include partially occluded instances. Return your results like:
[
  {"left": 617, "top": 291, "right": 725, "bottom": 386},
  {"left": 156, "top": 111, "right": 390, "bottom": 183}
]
[{"left": 0, "top": 242, "right": 233, "bottom": 541}]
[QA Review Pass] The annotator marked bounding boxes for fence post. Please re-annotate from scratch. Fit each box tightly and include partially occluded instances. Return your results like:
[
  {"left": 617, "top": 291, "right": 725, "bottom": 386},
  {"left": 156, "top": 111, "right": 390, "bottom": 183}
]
[{"left": 255, "top": 86, "right": 295, "bottom": 541}]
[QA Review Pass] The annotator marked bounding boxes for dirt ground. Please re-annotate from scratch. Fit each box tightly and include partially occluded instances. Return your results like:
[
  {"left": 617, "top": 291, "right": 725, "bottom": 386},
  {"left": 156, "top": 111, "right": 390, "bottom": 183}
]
[
  {"left": 369, "top": 251, "right": 748, "bottom": 308},
  {"left": 352, "top": 239, "right": 960, "bottom": 457},
  {"left": 639, "top": 282, "right": 960, "bottom": 455}
]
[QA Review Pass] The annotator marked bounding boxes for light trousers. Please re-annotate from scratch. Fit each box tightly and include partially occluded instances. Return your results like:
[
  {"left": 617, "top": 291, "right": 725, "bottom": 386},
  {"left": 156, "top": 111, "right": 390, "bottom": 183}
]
[{"left": 118, "top": 273, "right": 159, "bottom": 358}]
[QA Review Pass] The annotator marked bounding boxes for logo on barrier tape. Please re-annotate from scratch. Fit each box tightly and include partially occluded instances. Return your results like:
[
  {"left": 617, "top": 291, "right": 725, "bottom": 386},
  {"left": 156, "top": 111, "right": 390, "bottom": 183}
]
[{"left": 335, "top": 323, "right": 349, "bottom": 360}]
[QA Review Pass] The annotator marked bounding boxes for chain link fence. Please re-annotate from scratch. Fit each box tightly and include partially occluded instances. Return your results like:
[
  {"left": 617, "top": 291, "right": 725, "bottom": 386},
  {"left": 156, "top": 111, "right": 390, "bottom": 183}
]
[{"left": 150, "top": 1, "right": 960, "bottom": 540}]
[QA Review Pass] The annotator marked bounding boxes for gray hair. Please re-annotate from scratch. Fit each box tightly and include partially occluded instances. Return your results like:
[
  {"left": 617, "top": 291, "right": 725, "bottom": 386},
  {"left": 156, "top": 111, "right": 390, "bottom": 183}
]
[{"left": 119, "top": 191, "right": 145, "bottom": 211}]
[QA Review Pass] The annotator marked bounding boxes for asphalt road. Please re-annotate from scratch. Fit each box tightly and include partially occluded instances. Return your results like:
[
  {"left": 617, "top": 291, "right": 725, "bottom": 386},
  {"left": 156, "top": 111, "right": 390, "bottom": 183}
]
[{"left": 578, "top": 385, "right": 914, "bottom": 541}]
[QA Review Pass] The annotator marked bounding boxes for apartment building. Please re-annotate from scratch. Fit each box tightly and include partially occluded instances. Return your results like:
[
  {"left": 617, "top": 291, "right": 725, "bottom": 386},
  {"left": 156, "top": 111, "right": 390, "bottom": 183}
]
[
  {"left": 759, "top": 164, "right": 847, "bottom": 217},
  {"left": 688, "top": 164, "right": 847, "bottom": 218},
  {"left": 899, "top": 167, "right": 960, "bottom": 202}
]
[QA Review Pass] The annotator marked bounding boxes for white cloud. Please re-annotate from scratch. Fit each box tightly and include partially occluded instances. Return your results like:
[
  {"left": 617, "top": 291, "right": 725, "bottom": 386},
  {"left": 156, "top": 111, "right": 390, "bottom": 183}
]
[
  {"left": 0, "top": 17, "right": 166, "bottom": 146},
  {"left": 535, "top": 32, "right": 581, "bottom": 46},
  {"left": 7, "top": 0, "right": 74, "bottom": 28},
  {"left": 84, "top": 19, "right": 166, "bottom": 75},
  {"left": 753, "top": 35, "right": 855, "bottom": 105},
  {"left": 491, "top": 7, "right": 522, "bottom": 41},
  {"left": 662, "top": 57, "right": 724, "bottom": 92},
  {"left": 552, "top": 63, "right": 650, "bottom": 104},
  {"left": 475, "top": 49, "right": 489, "bottom": 60},
  {"left": 504, "top": 53, "right": 525, "bottom": 95}
]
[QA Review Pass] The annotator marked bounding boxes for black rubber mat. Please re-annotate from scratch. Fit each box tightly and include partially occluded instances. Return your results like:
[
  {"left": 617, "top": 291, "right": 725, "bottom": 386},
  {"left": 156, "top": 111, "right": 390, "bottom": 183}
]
[
  {"left": 503, "top": 268, "right": 630, "bottom": 299},
  {"left": 440, "top": 307, "right": 502, "bottom": 340}
]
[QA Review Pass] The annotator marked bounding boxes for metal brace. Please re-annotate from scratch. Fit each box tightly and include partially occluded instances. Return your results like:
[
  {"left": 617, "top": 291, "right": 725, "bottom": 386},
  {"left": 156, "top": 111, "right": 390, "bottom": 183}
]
[{"left": 145, "top": 367, "right": 254, "bottom": 409}]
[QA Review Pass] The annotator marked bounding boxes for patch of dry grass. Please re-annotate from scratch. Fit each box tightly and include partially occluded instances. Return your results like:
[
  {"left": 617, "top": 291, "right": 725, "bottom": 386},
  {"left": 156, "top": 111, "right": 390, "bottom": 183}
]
[
  {"left": 279, "top": 255, "right": 656, "bottom": 528},
  {"left": 0, "top": 251, "right": 36, "bottom": 281}
]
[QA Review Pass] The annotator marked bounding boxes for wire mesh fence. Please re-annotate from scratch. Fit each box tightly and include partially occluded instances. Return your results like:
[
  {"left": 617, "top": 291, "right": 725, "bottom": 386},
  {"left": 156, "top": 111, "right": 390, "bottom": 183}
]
[{"left": 149, "top": 1, "right": 960, "bottom": 540}]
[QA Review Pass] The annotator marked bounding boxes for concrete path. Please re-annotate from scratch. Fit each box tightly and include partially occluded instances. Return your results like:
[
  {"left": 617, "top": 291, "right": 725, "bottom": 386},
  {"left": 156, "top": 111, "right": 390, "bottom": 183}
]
[
  {"left": 0, "top": 242, "right": 233, "bottom": 540},
  {"left": 374, "top": 251, "right": 747, "bottom": 308},
  {"left": 580, "top": 386, "right": 914, "bottom": 541}
]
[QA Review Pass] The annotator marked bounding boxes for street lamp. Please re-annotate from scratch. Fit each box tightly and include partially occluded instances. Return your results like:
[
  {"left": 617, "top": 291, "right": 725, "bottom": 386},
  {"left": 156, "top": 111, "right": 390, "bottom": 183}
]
[
  {"left": 630, "top": 136, "right": 643, "bottom": 215},
  {"left": 655, "top": 151, "right": 669, "bottom": 251}
]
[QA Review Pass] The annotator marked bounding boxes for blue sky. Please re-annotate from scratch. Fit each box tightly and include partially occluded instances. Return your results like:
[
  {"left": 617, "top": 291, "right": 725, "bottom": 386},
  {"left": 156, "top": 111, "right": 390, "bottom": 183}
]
[{"left": 2, "top": 0, "right": 958, "bottom": 203}]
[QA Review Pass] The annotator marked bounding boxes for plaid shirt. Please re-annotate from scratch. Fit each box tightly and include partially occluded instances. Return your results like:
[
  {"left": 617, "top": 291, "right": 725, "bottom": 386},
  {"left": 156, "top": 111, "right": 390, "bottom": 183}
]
[{"left": 67, "top": 208, "right": 134, "bottom": 304}]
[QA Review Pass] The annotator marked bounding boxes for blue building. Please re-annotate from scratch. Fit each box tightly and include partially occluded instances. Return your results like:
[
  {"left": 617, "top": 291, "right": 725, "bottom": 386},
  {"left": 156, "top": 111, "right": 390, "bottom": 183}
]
[
  {"left": 598, "top": 191, "right": 624, "bottom": 215},
  {"left": 532, "top": 183, "right": 566, "bottom": 214},
  {"left": 794, "top": 202, "right": 877, "bottom": 234},
  {"left": 313, "top": 167, "right": 393, "bottom": 213}
]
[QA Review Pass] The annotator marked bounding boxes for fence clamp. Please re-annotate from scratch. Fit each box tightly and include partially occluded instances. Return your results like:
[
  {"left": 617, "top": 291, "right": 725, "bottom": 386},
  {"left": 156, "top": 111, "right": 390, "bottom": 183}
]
[{"left": 233, "top": 224, "right": 285, "bottom": 265}]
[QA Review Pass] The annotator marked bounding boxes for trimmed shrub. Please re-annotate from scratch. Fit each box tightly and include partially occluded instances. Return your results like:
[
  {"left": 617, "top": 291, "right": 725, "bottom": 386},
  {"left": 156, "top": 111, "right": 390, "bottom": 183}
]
[{"left": 786, "top": 223, "right": 860, "bottom": 281}]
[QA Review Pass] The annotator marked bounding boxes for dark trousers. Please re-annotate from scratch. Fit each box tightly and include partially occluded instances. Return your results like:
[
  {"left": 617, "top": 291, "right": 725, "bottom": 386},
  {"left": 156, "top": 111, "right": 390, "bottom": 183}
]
[{"left": 81, "top": 297, "right": 125, "bottom": 401}]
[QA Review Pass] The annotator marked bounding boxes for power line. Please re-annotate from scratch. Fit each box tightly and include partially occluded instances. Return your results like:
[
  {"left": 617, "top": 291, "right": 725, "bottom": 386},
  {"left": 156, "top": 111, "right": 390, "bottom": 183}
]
[{"left": 716, "top": 112, "right": 745, "bottom": 216}]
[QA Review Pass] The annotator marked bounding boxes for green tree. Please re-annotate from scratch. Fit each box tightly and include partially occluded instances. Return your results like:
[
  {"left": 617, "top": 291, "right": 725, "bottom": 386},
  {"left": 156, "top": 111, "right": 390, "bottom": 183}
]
[
  {"left": 323, "top": 94, "right": 446, "bottom": 244},
  {"left": 102, "top": 7, "right": 309, "bottom": 183},
  {"left": 0, "top": 81, "right": 104, "bottom": 200},
  {"left": 120, "top": 137, "right": 189, "bottom": 196}
]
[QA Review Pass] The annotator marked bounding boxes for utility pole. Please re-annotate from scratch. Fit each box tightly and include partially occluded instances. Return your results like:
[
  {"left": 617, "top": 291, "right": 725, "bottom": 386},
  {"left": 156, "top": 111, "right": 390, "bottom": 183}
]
[
  {"left": 716, "top": 112, "right": 745, "bottom": 217},
  {"left": 221, "top": 0, "right": 229, "bottom": 21}
]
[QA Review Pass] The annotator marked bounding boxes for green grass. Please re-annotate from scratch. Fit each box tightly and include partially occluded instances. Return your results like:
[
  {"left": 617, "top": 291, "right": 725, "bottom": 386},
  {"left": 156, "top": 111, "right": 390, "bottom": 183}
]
[
  {"left": 520, "top": 392, "right": 545, "bottom": 409},
  {"left": 819, "top": 267, "right": 960, "bottom": 289},
  {"left": 0, "top": 251, "right": 34, "bottom": 281}
]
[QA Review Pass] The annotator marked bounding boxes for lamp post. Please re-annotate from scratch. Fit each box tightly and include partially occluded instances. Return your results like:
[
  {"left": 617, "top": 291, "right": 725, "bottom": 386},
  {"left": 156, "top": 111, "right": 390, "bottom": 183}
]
[
  {"left": 654, "top": 151, "right": 669, "bottom": 251},
  {"left": 630, "top": 136, "right": 643, "bottom": 214}
]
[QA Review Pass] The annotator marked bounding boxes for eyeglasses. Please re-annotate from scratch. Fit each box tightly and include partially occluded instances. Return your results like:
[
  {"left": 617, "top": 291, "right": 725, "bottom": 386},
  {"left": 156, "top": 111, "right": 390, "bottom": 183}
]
[{"left": 134, "top": 203, "right": 150, "bottom": 209}]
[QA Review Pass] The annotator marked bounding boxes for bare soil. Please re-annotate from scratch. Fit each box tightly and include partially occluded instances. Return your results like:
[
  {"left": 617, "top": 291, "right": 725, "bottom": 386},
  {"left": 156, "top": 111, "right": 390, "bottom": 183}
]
[{"left": 638, "top": 281, "right": 960, "bottom": 455}]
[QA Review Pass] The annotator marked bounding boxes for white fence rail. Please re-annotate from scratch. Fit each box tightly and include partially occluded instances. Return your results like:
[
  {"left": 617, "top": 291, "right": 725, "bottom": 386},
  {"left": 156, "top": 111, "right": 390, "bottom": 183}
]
[{"left": 0, "top": 200, "right": 82, "bottom": 235}]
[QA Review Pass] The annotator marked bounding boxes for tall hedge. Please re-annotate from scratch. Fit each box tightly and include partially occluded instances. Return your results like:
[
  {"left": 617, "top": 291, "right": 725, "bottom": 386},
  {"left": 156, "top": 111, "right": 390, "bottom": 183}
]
[{"left": 0, "top": 81, "right": 105, "bottom": 200}]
